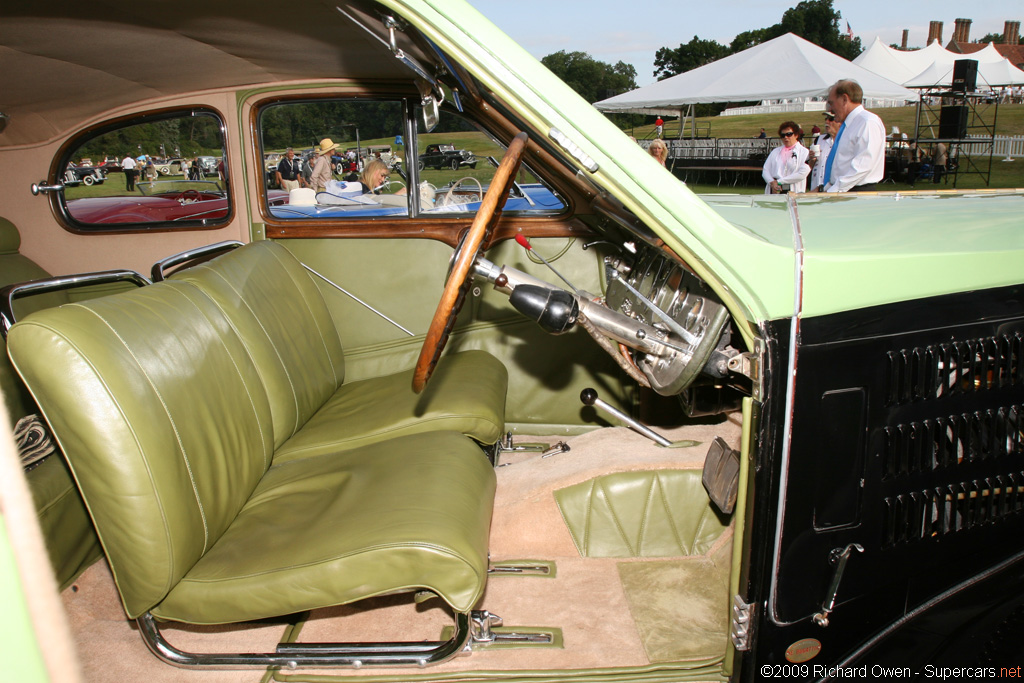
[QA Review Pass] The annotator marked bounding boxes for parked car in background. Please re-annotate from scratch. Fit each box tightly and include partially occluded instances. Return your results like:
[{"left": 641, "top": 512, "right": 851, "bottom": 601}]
[
  {"left": 196, "top": 155, "right": 221, "bottom": 175},
  {"left": 62, "top": 164, "right": 105, "bottom": 186},
  {"left": 418, "top": 142, "right": 476, "bottom": 170},
  {"left": 96, "top": 156, "right": 122, "bottom": 173},
  {"left": 154, "top": 158, "right": 185, "bottom": 175}
]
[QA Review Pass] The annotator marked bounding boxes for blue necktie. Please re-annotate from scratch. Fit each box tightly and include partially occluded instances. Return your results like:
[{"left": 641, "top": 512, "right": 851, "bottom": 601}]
[{"left": 823, "top": 122, "right": 846, "bottom": 187}]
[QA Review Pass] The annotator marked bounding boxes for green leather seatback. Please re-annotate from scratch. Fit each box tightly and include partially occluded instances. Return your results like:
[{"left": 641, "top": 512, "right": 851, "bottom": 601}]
[
  {"left": 8, "top": 281, "right": 275, "bottom": 618},
  {"left": 174, "top": 241, "right": 346, "bottom": 449}
]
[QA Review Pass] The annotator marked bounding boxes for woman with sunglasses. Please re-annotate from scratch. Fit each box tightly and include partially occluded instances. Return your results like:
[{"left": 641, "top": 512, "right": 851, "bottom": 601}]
[{"left": 761, "top": 121, "right": 810, "bottom": 194}]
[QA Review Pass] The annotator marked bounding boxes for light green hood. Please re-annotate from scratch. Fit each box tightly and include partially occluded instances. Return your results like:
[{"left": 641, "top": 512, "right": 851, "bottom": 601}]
[{"left": 386, "top": 0, "right": 1024, "bottom": 326}]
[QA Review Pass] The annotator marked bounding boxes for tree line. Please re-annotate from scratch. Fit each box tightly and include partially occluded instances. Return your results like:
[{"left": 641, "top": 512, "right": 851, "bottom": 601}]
[{"left": 541, "top": 0, "right": 862, "bottom": 123}]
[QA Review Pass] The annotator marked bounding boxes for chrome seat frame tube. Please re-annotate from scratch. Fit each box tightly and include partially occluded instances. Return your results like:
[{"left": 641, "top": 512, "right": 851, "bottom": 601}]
[{"left": 137, "top": 611, "right": 471, "bottom": 670}]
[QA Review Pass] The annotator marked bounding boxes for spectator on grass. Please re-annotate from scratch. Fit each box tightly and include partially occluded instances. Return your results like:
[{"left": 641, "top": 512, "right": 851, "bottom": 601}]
[
  {"left": 310, "top": 138, "right": 338, "bottom": 193},
  {"left": 121, "top": 155, "right": 137, "bottom": 191},
  {"left": 647, "top": 138, "right": 668, "bottom": 167},
  {"left": 809, "top": 113, "right": 839, "bottom": 191},
  {"left": 762, "top": 121, "right": 810, "bottom": 195},
  {"left": 275, "top": 148, "right": 304, "bottom": 192},
  {"left": 655, "top": 116, "right": 664, "bottom": 138},
  {"left": 820, "top": 79, "right": 886, "bottom": 192},
  {"left": 932, "top": 141, "right": 947, "bottom": 184}
]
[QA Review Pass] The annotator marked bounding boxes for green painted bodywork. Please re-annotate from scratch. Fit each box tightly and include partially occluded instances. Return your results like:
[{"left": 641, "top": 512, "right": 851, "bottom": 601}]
[
  {"left": 0, "top": 523, "right": 50, "bottom": 682},
  {"left": 384, "top": 0, "right": 1024, "bottom": 325}
]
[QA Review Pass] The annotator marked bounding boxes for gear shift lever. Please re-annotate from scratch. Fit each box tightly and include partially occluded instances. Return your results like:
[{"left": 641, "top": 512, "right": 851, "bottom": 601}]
[{"left": 580, "top": 388, "right": 672, "bottom": 447}]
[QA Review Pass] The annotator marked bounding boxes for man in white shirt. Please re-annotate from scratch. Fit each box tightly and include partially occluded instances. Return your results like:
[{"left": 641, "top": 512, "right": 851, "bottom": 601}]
[
  {"left": 121, "top": 155, "right": 138, "bottom": 191},
  {"left": 820, "top": 79, "right": 886, "bottom": 193}
]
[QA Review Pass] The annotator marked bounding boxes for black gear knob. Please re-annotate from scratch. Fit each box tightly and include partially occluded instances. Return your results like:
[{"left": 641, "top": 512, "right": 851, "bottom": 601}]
[{"left": 580, "top": 388, "right": 598, "bottom": 406}]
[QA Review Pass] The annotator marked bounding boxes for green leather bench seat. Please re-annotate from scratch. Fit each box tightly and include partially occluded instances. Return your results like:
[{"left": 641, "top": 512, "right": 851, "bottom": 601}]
[
  {"left": 173, "top": 240, "right": 507, "bottom": 461},
  {"left": 0, "top": 216, "right": 102, "bottom": 590},
  {"left": 8, "top": 269, "right": 498, "bottom": 624},
  {"left": 156, "top": 431, "right": 495, "bottom": 624}
]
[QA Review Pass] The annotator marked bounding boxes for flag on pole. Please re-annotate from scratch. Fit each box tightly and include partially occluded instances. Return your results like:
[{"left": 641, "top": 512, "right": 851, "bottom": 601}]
[{"left": 846, "top": 21, "right": 853, "bottom": 40}]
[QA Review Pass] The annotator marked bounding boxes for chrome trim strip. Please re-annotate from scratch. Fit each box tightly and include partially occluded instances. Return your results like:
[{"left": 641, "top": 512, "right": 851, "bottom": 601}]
[
  {"left": 151, "top": 241, "right": 243, "bottom": 281},
  {"left": 768, "top": 194, "right": 805, "bottom": 625},
  {"left": 1, "top": 270, "right": 150, "bottom": 337}
]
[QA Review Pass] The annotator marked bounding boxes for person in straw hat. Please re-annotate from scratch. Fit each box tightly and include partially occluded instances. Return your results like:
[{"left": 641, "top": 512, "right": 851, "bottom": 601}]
[{"left": 310, "top": 138, "right": 339, "bottom": 193}]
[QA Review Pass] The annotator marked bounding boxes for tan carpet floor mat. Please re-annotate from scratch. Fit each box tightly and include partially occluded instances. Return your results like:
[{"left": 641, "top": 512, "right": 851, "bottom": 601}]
[{"left": 60, "top": 417, "right": 742, "bottom": 682}]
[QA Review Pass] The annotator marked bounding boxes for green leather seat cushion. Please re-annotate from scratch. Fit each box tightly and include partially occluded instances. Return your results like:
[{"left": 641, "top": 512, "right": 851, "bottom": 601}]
[
  {"left": 274, "top": 350, "right": 507, "bottom": 462},
  {"left": 154, "top": 431, "right": 495, "bottom": 624}
]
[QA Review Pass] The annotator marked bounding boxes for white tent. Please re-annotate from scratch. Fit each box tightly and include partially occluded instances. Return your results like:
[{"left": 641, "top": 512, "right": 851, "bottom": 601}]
[
  {"left": 854, "top": 37, "right": 1012, "bottom": 86},
  {"left": 904, "top": 57, "right": 1024, "bottom": 89},
  {"left": 594, "top": 33, "right": 917, "bottom": 116},
  {"left": 852, "top": 38, "right": 951, "bottom": 86}
]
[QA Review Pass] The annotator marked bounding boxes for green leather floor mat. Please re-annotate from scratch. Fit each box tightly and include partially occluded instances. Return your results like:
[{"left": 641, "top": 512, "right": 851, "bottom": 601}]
[
  {"left": 617, "top": 540, "right": 731, "bottom": 664},
  {"left": 555, "top": 469, "right": 730, "bottom": 558}
]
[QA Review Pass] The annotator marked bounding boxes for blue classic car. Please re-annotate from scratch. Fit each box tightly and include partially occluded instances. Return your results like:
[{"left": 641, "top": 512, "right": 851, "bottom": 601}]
[{"left": 1, "top": 2, "right": 1023, "bottom": 682}]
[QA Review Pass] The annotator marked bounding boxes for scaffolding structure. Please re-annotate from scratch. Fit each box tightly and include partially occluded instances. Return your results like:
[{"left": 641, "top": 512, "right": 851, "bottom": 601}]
[{"left": 912, "top": 89, "right": 998, "bottom": 187}]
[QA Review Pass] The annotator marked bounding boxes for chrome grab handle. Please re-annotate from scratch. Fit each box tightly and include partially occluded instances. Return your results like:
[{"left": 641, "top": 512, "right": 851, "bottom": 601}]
[
  {"left": 1, "top": 270, "right": 150, "bottom": 337},
  {"left": 151, "top": 240, "right": 243, "bottom": 281},
  {"left": 31, "top": 182, "right": 65, "bottom": 195},
  {"left": 813, "top": 543, "right": 864, "bottom": 627}
]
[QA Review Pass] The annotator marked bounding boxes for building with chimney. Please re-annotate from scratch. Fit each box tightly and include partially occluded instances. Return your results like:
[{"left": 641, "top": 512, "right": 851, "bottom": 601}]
[{"left": 946, "top": 19, "right": 1024, "bottom": 69}]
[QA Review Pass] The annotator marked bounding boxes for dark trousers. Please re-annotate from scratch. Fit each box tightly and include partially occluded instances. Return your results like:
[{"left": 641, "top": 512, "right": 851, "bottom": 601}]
[{"left": 125, "top": 169, "right": 136, "bottom": 191}]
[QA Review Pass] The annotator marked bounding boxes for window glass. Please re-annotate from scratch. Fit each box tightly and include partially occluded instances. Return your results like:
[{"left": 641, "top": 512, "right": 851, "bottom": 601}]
[
  {"left": 62, "top": 111, "right": 229, "bottom": 229},
  {"left": 416, "top": 109, "right": 565, "bottom": 215},
  {"left": 262, "top": 100, "right": 411, "bottom": 219},
  {"left": 259, "top": 99, "right": 565, "bottom": 220}
]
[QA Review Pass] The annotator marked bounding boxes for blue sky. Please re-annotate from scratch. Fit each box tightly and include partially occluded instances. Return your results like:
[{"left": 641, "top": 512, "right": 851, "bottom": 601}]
[{"left": 466, "top": 1, "right": 1020, "bottom": 86}]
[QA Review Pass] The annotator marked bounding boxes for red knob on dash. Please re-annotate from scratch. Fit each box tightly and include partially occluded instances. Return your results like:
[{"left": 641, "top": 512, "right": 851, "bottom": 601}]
[{"left": 515, "top": 234, "right": 532, "bottom": 250}]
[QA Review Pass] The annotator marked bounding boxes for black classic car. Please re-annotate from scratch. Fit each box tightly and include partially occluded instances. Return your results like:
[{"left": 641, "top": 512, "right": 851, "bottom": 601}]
[
  {"left": 62, "top": 164, "right": 105, "bottom": 186},
  {"left": 418, "top": 142, "right": 477, "bottom": 170}
]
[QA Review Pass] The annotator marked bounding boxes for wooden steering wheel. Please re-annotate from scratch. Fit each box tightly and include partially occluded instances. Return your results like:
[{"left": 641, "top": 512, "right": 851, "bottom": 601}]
[{"left": 412, "top": 131, "right": 529, "bottom": 393}]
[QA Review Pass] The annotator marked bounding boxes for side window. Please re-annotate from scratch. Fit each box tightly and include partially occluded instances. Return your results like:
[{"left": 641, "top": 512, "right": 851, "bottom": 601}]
[
  {"left": 261, "top": 100, "right": 410, "bottom": 219},
  {"left": 259, "top": 98, "right": 565, "bottom": 220},
  {"left": 416, "top": 109, "right": 565, "bottom": 215},
  {"left": 61, "top": 110, "right": 229, "bottom": 230}
]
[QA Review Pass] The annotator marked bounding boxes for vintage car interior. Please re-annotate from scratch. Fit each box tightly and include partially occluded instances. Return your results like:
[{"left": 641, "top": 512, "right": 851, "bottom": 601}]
[{"left": 1, "top": 1, "right": 762, "bottom": 681}]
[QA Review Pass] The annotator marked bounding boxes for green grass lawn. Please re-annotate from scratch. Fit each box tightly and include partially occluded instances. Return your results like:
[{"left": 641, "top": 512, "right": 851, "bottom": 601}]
[{"left": 631, "top": 104, "right": 1024, "bottom": 192}]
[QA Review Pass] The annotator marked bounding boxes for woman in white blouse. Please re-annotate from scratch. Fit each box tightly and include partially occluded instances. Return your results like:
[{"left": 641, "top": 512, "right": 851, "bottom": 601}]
[{"left": 762, "top": 121, "right": 810, "bottom": 194}]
